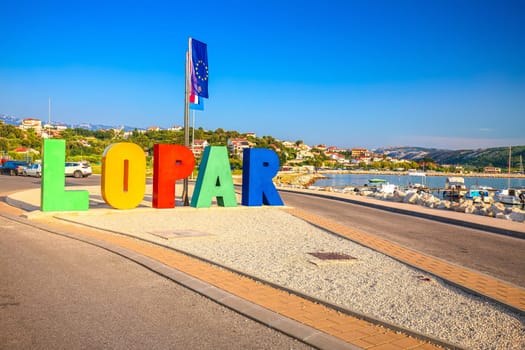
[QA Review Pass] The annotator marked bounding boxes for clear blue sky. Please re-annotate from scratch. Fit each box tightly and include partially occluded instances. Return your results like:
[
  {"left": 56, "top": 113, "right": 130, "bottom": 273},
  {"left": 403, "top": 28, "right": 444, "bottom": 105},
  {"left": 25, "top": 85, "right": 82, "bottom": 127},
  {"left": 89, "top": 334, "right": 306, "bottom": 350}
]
[{"left": 1, "top": 0, "right": 524, "bottom": 150}]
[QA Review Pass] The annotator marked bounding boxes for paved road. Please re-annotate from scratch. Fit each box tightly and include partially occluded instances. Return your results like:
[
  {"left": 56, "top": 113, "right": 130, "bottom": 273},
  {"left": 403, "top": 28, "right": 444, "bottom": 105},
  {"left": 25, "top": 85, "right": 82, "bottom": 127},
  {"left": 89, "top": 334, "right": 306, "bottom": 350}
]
[
  {"left": 0, "top": 173, "right": 99, "bottom": 192},
  {"left": 2, "top": 175, "right": 524, "bottom": 287},
  {"left": 0, "top": 214, "right": 312, "bottom": 350},
  {"left": 280, "top": 190, "right": 525, "bottom": 287}
]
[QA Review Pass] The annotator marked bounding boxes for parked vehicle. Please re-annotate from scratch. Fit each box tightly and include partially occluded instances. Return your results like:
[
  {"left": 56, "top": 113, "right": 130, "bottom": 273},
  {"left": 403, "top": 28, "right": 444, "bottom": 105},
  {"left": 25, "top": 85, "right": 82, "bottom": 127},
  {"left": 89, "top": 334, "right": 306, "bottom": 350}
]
[
  {"left": 0, "top": 160, "right": 29, "bottom": 176},
  {"left": 23, "top": 163, "right": 42, "bottom": 177},
  {"left": 65, "top": 162, "right": 92, "bottom": 178}
]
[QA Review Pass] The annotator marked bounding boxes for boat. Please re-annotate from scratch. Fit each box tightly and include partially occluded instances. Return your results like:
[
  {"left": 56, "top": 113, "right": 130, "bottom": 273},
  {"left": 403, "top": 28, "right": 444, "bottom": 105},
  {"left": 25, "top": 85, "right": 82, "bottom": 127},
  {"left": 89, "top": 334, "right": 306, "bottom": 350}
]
[
  {"left": 464, "top": 186, "right": 492, "bottom": 203},
  {"left": 495, "top": 188, "right": 525, "bottom": 206},
  {"left": 368, "top": 178, "right": 387, "bottom": 184},
  {"left": 442, "top": 177, "right": 466, "bottom": 200},
  {"left": 406, "top": 170, "right": 429, "bottom": 192},
  {"left": 495, "top": 146, "right": 525, "bottom": 206},
  {"left": 376, "top": 182, "right": 398, "bottom": 194},
  {"left": 366, "top": 179, "right": 397, "bottom": 194}
]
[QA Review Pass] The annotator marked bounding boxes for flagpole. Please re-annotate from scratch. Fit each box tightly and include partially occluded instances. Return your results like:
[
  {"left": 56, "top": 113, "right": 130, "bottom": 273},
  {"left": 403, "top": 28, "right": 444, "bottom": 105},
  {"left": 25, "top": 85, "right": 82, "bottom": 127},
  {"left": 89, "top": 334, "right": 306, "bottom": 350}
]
[
  {"left": 192, "top": 109, "right": 195, "bottom": 153},
  {"left": 191, "top": 109, "right": 195, "bottom": 180},
  {"left": 182, "top": 37, "right": 191, "bottom": 206}
]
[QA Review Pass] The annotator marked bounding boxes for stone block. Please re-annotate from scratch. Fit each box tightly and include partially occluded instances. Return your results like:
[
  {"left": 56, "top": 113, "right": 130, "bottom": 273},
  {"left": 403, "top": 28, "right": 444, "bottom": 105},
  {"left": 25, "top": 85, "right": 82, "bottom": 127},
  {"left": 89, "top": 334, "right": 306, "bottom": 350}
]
[
  {"left": 404, "top": 192, "right": 419, "bottom": 204},
  {"left": 509, "top": 209, "right": 525, "bottom": 222}
]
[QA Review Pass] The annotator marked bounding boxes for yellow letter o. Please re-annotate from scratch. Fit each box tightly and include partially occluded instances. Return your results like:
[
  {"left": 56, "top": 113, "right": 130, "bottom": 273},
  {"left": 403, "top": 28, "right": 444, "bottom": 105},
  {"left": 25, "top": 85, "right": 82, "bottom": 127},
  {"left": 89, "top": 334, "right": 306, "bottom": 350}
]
[{"left": 102, "top": 142, "right": 146, "bottom": 209}]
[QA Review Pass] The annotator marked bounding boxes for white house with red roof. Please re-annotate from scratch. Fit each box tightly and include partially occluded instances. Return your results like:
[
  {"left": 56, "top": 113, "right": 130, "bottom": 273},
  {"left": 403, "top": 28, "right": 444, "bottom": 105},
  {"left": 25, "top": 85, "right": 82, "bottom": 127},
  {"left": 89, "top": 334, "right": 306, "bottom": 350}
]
[{"left": 192, "top": 139, "right": 209, "bottom": 155}]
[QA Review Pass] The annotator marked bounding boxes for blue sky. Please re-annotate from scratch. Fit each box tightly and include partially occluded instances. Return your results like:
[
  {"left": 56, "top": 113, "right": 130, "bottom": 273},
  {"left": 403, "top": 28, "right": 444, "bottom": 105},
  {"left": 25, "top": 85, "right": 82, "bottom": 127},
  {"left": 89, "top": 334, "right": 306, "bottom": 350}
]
[{"left": 1, "top": 0, "right": 524, "bottom": 150}]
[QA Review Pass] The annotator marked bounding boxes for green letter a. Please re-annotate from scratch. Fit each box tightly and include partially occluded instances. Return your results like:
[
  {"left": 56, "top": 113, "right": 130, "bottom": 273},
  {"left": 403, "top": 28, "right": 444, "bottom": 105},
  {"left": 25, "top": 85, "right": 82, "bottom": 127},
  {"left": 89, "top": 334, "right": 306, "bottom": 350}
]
[{"left": 190, "top": 146, "right": 237, "bottom": 208}]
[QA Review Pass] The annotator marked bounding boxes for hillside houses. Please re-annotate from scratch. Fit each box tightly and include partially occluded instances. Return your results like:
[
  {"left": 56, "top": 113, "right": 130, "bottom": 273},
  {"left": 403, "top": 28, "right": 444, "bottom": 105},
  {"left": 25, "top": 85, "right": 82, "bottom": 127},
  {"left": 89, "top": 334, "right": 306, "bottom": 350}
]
[
  {"left": 3, "top": 115, "right": 402, "bottom": 169},
  {"left": 224, "top": 137, "right": 401, "bottom": 168},
  {"left": 20, "top": 118, "right": 42, "bottom": 134},
  {"left": 13, "top": 147, "right": 40, "bottom": 155},
  {"left": 351, "top": 148, "right": 370, "bottom": 158},
  {"left": 326, "top": 146, "right": 346, "bottom": 153},
  {"left": 227, "top": 138, "right": 252, "bottom": 158},
  {"left": 483, "top": 166, "right": 501, "bottom": 174},
  {"left": 325, "top": 152, "right": 349, "bottom": 165},
  {"left": 192, "top": 139, "right": 209, "bottom": 155}
]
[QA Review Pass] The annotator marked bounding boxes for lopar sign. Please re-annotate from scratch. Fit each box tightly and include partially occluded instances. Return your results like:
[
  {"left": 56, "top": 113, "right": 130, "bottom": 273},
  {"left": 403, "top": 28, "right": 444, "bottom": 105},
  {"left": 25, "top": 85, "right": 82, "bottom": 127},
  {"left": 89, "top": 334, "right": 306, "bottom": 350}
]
[{"left": 40, "top": 139, "right": 283, "bottom": 212}]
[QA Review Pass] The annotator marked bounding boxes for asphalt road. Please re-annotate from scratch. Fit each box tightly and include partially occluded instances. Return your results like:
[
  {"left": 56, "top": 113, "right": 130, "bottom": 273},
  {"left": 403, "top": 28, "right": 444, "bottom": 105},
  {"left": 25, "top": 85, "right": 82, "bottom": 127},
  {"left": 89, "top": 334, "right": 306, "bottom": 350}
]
[
  {"left": 279, "top": 190, "right": 525, "bottom": 288},
  {"left": 0, "top": 214, "right": 312, "bottom": 350},
  {"left": 0, "top": 175, "right": 313, "bottom": 349},
  {"left": 2, "top": 174, "right": 524, "bottom": 288},
  {"left": 0, "top": 173, "right": 100, "bottom": 192}
]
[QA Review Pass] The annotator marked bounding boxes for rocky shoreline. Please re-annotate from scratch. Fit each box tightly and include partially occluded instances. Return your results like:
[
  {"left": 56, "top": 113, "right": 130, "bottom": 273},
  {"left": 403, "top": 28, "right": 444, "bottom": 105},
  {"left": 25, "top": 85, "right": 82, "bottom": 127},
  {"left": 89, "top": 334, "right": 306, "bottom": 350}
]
[
  {"left": 356, "top": 188, "right": 525, "bottom": 223},
  {"left": 274, "top": 173, "right": 327, "bottom": 188},
  {"left": 274, "top": 172, "right": 525, "bottom": 223}
]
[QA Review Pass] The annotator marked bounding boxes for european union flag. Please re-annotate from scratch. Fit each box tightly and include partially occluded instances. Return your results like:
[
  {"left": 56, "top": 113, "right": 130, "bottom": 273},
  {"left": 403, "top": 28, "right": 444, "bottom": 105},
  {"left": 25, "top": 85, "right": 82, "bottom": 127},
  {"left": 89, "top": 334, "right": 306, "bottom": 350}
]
[{"left": 191, "top": 39, "right": 208, "bottom": 98}]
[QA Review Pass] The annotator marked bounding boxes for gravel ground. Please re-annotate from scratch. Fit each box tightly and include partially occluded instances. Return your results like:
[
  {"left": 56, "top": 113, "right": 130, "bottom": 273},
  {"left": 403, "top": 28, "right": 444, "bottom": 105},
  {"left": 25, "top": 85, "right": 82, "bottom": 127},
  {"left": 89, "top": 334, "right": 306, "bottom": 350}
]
[{"left": 56, "top": 207, "right": 525, "bottom": 350}]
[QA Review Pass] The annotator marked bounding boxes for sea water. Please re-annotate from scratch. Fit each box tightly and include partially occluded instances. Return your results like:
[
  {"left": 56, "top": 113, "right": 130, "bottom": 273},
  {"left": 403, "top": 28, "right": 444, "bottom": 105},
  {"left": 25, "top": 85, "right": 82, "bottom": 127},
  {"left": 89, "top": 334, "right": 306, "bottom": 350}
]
[{"left": 314, "top": 173, "right": 525, "bottom": 191}]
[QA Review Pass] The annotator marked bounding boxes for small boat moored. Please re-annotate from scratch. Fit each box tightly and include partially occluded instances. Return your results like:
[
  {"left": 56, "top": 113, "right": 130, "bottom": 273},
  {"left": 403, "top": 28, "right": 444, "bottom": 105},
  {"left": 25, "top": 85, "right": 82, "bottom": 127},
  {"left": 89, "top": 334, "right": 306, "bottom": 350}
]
[
  {"left": 367, "top": 179, "right": 398, "bottom": 194},
  {"left": 368, "top": 178, "right": 388, "bottom": 184},
  {"left": 464, "top": 186, "right": 492, "bottom": 203},
  {"left": 496, "top": 188, "right": 525, "bottom": 206},
  {"left": 442, "top": 177, "right": 467, "bottom": 200}
]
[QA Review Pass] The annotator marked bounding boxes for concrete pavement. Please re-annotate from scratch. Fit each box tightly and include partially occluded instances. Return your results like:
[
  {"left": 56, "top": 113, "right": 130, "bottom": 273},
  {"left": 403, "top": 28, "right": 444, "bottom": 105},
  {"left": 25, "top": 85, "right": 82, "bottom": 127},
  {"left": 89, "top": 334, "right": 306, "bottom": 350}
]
[{"left": 0, "top": 214, "right": 313, "bottom": 350}]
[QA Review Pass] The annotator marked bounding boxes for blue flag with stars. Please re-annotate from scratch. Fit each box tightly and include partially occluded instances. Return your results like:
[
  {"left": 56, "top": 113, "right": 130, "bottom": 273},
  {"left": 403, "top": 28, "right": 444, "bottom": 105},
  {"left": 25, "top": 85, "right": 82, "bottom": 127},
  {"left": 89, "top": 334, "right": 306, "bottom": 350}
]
[{"left": 191, "top": 39, "right": 208, "bottom": 98}]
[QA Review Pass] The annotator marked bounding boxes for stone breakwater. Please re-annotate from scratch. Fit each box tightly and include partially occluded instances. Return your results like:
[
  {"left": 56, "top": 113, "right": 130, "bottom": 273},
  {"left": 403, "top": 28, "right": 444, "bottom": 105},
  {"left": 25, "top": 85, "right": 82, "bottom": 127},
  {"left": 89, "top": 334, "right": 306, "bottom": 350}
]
[{"left": 339, "top": 188, "right": 525, "bottom": 223}]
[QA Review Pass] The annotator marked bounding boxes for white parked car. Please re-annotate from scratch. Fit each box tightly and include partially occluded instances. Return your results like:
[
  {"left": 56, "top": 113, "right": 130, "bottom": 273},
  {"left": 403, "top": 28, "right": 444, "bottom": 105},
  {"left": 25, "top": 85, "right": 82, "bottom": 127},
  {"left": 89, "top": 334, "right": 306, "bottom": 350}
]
[
  {"left": 23, "top": 163, "right": 42, "bottom": 177},
  {"left": 65, "top": 162, "right": 92, "bottom": 178}
]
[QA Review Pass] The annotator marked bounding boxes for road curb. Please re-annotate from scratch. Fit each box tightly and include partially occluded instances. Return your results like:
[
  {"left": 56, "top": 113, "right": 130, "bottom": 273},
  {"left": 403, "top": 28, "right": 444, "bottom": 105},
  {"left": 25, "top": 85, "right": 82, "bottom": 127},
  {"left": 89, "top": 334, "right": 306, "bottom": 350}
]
[{"left": 0, "top": 210, "right": 359, "bottom": 350}]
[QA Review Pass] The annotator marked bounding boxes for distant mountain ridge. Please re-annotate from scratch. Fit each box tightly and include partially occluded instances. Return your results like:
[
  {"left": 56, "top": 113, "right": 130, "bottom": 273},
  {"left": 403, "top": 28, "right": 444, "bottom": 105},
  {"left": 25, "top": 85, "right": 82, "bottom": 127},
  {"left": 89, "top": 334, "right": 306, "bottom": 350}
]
[
  {"left": 376, "top": 146, "right": 525, "bottom": 169},
  {"left": 374, "top": 146, "right": 438, "bottom": 161},
  {"left": 0, "top": 114, "right": 138, "bottom": 132}
]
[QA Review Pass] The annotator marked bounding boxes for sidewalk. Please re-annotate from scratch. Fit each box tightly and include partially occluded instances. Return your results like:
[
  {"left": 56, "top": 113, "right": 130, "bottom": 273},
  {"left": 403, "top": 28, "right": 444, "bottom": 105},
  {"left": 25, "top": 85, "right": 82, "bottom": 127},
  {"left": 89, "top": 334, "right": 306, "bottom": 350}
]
[{"left": 3, "top": 186, "right": 525, "bottom": 349}]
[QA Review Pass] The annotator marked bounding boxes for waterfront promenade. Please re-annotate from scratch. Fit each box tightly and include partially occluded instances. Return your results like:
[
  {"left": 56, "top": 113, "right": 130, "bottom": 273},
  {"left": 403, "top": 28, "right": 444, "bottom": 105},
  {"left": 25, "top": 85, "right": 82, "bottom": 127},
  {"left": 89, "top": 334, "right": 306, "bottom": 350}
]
[{"left": 2, "top": 183, "right": 524, "bottom": 349}]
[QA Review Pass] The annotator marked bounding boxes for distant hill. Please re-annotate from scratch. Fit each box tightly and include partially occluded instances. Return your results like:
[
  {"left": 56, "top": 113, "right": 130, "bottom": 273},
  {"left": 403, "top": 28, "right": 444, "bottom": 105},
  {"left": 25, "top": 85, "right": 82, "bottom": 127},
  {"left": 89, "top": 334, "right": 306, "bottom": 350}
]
[
  {"left": 0, "top": 114, "right": 21, "bottom": 126},
  {"left": 72, "top": 123, "right": 139, "bottom": 132},
  {"left": 377, "top": 146, "right": 525, "bottom": 169}
]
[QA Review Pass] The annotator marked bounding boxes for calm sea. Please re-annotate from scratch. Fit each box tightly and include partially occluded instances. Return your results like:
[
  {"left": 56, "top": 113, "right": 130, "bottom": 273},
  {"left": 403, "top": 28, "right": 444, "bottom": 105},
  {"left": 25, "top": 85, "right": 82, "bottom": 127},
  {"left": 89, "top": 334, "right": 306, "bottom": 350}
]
[{"left": 314, "top": 173, "right": 525, "bottom": 191}]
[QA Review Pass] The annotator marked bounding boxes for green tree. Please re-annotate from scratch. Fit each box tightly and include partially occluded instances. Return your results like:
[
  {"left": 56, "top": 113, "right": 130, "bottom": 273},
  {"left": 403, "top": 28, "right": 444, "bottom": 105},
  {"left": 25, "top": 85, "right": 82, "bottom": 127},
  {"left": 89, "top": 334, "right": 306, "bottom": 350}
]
[
  {"left": 0, "top": 137, "right": 9, "bottom": 152},
  {"left": 0, "top": 124, "right": 23, "bottom": 139},
  {"left": 229, "top": 157, "right": 242, "bottom": 170},
  {"left": 25, "top": 128, "right": 41, "bottom": 150}
]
